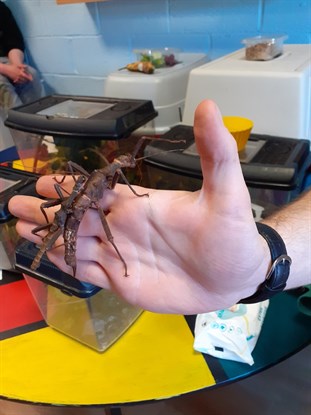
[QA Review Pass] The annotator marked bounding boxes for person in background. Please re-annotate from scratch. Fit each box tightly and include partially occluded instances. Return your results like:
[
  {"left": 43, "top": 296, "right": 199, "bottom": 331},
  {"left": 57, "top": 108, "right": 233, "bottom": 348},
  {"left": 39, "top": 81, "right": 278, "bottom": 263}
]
[
  {"left": 0, "top": 1, "right": 43, "bottom": 114},
  {"left": 8, "top": 100, "right": 311, "bottom": 315}
]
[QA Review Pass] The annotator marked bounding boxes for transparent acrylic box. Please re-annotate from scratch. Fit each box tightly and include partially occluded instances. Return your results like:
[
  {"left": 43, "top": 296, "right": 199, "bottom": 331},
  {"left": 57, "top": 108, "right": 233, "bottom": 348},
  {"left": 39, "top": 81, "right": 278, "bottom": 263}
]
[
  {"left": 5, "top": 95, "right": 156, "bottom": 351},
  {"left": 242, "top": 34, "right": 288, "bottom": 61},
  {"left": 23, "top": 273, "right": 142, "bottom": 352}
]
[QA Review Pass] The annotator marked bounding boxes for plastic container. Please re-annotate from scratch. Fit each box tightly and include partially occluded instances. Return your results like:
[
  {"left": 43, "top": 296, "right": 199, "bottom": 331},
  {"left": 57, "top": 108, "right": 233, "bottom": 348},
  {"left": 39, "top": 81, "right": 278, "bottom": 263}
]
[
  {"left": 222, "top": 116, "right": 254, "bottom": 151},
  {"left": 0, "top": 219, "right": 18, "bottom": 270},
  {"left": 15, "top": 239, "right": 142, "bottom": 352},
  {"left": 134, "top": 48, "right": 181, "bottom": 67},
  {"left": 23, "top": 273, "right": 142, "bottom": 352},
  {"left": 0, "top": 166, "right": 39, "bottom": 270},
  {"left": 242, "top": 35, "right": 288, "bottom": 61}
]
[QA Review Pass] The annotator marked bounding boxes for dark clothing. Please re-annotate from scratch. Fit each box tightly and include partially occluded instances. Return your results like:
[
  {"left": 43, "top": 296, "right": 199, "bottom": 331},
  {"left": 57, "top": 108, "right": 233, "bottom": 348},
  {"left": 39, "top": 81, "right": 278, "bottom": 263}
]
[
  {"left": 0, "top": 2, "right": 43, "bottom": 157},
  {"left": 0, "top": 2, "right": 24, "bottom": 57}
]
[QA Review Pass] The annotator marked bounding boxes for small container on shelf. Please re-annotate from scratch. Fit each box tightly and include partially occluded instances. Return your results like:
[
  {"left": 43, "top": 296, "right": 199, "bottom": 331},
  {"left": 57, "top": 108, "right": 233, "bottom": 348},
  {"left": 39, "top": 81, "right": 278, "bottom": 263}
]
[
  {"left": 222, "top": 116, "right": 254, "bottom": 152},
  {"left": 242, "top": 35, "right": 288, "bottom": 61},
  {"left": 134, "top": 48, "right": 181, "bottom": 67}
]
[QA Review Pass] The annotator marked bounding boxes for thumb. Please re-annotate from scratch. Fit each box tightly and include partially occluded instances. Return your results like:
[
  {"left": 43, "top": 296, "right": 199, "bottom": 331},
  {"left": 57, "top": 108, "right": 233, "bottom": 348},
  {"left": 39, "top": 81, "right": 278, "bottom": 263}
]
[{"left": 194, "top": 100, "right": 244, "bottom": 191}]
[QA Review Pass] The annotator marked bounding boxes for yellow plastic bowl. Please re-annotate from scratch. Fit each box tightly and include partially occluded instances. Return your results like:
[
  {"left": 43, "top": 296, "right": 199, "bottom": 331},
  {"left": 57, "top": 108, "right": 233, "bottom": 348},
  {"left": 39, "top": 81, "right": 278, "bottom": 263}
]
[{"left": 222, "top": 116, "right": 254, "bottom": 151}]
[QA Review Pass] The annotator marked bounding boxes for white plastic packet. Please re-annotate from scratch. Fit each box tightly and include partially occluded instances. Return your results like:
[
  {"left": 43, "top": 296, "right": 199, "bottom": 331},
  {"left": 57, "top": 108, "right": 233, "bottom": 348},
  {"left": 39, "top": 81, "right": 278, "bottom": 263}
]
[{"left": 193, "top": 301, "right": 269, "bottom": 365}]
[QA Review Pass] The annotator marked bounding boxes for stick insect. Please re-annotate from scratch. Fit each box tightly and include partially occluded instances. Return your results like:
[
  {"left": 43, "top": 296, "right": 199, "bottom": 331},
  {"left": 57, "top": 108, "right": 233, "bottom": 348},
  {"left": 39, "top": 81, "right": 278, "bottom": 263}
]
[
  {"left": 32, "top": 136, "right": 185, "bottom": 277},
  {"left": 30, "top": 173, "right": 87, "bottom": 270}
]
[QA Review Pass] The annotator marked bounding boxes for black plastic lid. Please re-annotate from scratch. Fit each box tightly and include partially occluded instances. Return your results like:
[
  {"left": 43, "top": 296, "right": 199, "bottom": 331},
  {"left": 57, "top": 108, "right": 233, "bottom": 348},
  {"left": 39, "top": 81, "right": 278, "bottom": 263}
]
[{"left": 5, "top": 94, "right": 158, "bottom": 139}]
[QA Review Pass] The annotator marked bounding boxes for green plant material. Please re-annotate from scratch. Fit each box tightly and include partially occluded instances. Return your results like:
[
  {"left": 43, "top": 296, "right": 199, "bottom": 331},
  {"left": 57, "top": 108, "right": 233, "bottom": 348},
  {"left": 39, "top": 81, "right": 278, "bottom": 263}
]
[{"left": 140, "top": 53, "right": 165, "bottom": 68}]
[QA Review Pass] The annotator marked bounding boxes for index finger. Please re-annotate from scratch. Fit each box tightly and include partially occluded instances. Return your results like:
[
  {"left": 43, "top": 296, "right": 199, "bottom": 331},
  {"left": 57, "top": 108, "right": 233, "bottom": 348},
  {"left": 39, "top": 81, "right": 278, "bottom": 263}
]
[
  {"left": 8, "top": 194, "right": 58, "bottom": 225},
  {"left": 36, "top": 174, "right": 76, "bottom": 198}
]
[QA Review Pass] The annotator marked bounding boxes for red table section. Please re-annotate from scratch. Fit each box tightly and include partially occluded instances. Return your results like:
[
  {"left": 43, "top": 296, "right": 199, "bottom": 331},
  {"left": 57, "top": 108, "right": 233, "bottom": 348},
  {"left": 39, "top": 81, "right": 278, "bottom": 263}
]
[{"left": 0, "top": 278, "right": 46, "bottom": 339}]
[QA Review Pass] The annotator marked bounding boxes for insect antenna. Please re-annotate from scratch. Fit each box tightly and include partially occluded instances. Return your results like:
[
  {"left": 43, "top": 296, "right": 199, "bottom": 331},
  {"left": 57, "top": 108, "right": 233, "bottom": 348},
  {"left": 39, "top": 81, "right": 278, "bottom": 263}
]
[
  {"left": 135, "top": 147, "right": 186, "bottom": 162},
  {"left": 131, "top": 135, "right": 186, "bottom": 159}
]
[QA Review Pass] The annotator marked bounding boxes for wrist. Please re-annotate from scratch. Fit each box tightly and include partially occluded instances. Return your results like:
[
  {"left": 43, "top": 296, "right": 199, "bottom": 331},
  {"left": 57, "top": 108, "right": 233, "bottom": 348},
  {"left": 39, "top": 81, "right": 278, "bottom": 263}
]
[
  {"left": 239, "top": 222, "right": 292, "bottom": 304},
  {"left": 238, "top": 233, "right": 271, "bottom": 301}
]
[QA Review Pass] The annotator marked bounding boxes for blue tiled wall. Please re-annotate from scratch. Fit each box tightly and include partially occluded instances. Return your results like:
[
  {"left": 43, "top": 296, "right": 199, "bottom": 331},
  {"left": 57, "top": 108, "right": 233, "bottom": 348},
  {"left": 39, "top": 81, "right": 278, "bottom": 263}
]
[{"left": 4, "top": 0, "right": 311, "bottom": 96}]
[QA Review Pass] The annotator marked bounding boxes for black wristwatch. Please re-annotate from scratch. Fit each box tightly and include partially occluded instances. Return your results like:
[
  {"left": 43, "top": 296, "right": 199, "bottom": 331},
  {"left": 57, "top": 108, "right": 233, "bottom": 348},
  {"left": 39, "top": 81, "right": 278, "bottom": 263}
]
[{"left": 239, "top": 222, "right": 292, "bottom": 304}]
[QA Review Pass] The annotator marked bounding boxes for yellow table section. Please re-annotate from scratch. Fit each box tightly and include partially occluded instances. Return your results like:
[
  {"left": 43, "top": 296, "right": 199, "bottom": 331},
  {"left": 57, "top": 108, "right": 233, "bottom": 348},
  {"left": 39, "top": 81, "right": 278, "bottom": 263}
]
[{"left": 0, "top": 275, "right": 214, "bottom": 406}]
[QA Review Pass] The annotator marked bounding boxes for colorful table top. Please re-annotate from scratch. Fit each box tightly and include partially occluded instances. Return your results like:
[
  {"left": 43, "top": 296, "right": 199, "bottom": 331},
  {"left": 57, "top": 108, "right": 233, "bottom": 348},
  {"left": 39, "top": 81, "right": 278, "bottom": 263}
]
[{"left": 0, "top": 271, "right": 310, "bottom": 407}]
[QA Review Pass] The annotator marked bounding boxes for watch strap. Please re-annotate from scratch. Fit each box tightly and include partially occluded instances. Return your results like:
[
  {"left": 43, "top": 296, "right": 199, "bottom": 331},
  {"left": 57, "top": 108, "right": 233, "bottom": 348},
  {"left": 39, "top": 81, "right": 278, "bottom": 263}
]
[{"left": 239, "top": 222, "right": 292, "bottom": 304}]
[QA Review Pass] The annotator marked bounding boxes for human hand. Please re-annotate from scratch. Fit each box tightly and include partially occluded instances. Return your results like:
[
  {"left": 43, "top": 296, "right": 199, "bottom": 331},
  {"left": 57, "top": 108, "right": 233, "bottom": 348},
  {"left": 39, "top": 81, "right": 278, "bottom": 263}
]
[
  {"left": 4, "top": 63, "right": 33, "bottom": 83},
  {"left": 9, "top": 100, "right": 270, "bottom": 314}
]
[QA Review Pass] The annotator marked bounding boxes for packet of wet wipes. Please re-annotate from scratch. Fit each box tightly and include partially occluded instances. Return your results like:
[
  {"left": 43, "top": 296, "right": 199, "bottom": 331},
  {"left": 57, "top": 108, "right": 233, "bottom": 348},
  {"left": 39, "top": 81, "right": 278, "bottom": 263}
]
[{"left": 193, "top": 301, "right": 269, "bottom": 365}]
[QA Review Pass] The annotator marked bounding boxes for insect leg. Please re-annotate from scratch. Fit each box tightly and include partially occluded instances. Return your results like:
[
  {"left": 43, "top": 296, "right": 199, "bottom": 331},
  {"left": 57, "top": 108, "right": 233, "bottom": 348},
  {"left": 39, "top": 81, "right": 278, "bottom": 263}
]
[
  {"left": 31, "top": 228, "right": 63, "bottom": 271},
  {"left": 53, "top": 181, "right": 71, "bottom": 199},
  {"left": 53, "top": 161, "right": 90, "bottom": 185},
  {"left": 32, "top": 222, "right": 52, "bottom": 236},
  {"left": 108, "top": 170, "right": 121, "bottom": 190},
  {"left": 96, "top": 204, "right": 129, "bottom": 277},
  {"left": 131, "top": 136, "right": 151, "bottom": 159},
  {"left": 38, "top": 198, "right": 62, "bottom": 224},
  {"left": 66, "top": 161, "right": 90, "bottom": 177},
  {"left": 118, "top": 169, "right": 149, "bottom": 198}
]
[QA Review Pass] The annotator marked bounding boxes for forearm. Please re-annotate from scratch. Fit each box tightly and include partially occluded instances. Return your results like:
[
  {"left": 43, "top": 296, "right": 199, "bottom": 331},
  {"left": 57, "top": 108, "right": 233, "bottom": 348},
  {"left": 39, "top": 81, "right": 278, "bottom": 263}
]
[
  {"left": 8, "top": 49, "right": 24, "bottom": 65},
  {"left": 262, "top": 189, "right": 311, "bottom": 289}
]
